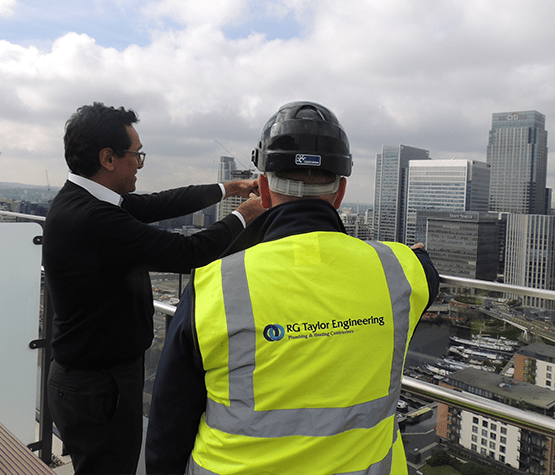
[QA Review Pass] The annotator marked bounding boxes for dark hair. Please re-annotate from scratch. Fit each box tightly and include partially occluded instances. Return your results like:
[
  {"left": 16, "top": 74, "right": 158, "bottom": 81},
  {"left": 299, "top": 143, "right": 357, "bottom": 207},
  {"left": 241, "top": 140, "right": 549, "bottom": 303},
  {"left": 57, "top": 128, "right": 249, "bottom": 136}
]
[{"left": 64, "top": 102, "right": 139, "bottom": 177}]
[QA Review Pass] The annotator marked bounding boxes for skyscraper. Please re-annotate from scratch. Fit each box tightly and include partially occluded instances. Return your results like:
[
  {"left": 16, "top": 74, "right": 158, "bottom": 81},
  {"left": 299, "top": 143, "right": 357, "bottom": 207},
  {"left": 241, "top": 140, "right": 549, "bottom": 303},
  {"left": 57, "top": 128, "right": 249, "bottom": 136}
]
[
  {"left": 405, "top": 159, "right": 491, "bottom": 245},
  {"left": 373, "top": 145, "right": 430, "bottom": 242},
  {"left": 504, "top": 214, "right": 555, "bottom": 308},
  {"left": 218, "top": 156, "right": 236, "bottom": 182},
  {"left": 424, "top": 211, "right": 499, "bottom": 281},
  {"left": 487, "top": 111, "right": 548, "bottom": 214}
]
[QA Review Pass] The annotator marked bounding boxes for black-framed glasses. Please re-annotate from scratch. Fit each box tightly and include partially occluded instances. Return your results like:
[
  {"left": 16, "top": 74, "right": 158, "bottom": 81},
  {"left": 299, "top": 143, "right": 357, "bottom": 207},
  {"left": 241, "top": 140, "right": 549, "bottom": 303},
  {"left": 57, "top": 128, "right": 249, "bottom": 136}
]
[{"left": 122, "top": 150, "right": 146, "bottom": 166}]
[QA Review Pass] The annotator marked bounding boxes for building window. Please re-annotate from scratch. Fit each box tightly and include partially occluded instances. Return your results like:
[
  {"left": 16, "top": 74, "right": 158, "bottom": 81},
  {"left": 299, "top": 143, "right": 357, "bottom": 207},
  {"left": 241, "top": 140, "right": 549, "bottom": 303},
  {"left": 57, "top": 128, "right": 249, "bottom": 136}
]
[
  {"left": 501, "top": 427, "right": 507, "bottom": 435},
  {"left": 473, "top": 416, "right": 479, "bottom": 424},
  {"left": 499, "top": 455, "right": 505, "bottom": 463},
  {"left": 548, "top": 365, "right": 552, "bottom": 372},
  {"left": 547, "top": 380, "right": 552, "bottom": 387},
  {"left": 500, "top": 446, "right": 506, "bottom": 453},
  {"left": 481, "top": 448, "right": 487, "bottom": 456},
  {"left": 482, "top": 420, "right": 488, "bottom": 427},
  {"left": 481, "top": 438, "right": 487, "bottom": 446},
  {"left": 471, "top": 444, "right": 477, "bottom": 452},
  {"left": 490, "top": 433, "right": 496, "bottom": 440},
  {"left": 490, "top": 441, "right": 496, "bottom": 449},
  {"left": 490, "top": 423, "right": 497, "bottom": 431},
  {"left": 548, "top": 373, "right": 552, "bottom": 379},
  {"left": 472, "top": 426, "right": 478, "bottom": 434},
  {"left": 482, "top": 429, "right": 488, "bottom": 437},
  {"left": 500, "top": 436, "right": 506, "bottom": 444},
  {"left": 472, "top": 435, "right": 477, "bottom": 442}
]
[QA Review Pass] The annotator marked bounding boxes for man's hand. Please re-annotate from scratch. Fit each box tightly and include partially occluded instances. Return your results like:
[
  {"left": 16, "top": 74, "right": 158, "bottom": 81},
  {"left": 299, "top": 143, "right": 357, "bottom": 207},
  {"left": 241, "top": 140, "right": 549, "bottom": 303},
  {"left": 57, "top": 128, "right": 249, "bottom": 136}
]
[
  {"left": 411, "top": 243, "right": 424, "bottom": 250},
  {"left": 224, "top": 180, "right": 259, "bottom": 199},
  {"left": 235, "top": 194, "right": 266, "bottom": 225}
]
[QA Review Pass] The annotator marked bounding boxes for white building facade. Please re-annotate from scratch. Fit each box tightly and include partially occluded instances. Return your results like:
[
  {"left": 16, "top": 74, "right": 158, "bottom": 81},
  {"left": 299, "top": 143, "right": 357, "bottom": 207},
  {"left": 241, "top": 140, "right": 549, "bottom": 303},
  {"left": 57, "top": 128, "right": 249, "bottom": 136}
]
[{"left": 460, "top": 410, "right": 519, "bottom": 468}]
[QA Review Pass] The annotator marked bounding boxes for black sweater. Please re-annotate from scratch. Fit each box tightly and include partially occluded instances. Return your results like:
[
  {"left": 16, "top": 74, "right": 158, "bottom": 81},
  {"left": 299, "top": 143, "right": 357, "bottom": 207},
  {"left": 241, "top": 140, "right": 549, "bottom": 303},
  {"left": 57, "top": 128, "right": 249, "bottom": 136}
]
[{"left": 43, "top": 181, "right": 244, "bottom": 369}]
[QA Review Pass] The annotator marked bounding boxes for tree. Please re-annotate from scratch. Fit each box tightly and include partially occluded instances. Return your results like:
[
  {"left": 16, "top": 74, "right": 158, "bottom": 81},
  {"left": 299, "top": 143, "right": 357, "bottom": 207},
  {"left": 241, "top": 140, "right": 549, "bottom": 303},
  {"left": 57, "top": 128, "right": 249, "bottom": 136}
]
[{"left": 428, "top": 450, "right": 452, "bottom": 467}]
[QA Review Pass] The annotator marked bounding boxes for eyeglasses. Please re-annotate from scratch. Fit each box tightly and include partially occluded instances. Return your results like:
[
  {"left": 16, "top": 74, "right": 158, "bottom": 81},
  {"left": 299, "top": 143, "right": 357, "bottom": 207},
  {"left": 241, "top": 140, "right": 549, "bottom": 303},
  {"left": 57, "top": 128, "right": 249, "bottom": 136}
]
[{"left": 122, "top": 150, "right": 146, "bottom": 166}]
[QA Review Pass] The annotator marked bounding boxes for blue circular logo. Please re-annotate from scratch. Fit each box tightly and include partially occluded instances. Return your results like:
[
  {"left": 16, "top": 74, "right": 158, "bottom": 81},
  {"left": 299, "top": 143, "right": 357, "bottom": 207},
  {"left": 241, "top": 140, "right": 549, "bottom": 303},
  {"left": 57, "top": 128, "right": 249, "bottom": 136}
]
[{"left": 263, "top": 324, "right": 285, "bottom": 342}]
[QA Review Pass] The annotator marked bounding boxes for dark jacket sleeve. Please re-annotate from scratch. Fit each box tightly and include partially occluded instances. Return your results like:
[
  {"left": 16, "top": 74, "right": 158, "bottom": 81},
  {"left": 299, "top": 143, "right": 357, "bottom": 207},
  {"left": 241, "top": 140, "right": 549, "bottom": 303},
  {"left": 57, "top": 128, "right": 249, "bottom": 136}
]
[
  {"left": 94, "top": 189, "right": 244, "bottom": 274},
  {"left": 146, "top": 283, "right": 206, "bottom": 474},
  {"left": 122, "top": 184, "right": 224, "bottom": 224},
  {"left": 413, "top": 248, "right": 440, "bottom": 310}
]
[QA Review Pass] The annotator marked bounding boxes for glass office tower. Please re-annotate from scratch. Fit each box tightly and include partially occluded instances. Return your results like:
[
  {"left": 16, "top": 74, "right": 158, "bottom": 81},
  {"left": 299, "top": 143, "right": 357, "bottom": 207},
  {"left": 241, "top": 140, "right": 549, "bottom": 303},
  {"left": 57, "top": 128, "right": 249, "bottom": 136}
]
[
  {"left": 405, "top": 159, "right": 491, "bottom": 246},
  {"left": 487, "top": 111, "right": 548, "bottom": 215},
  {"left": 373, "top": 145, "right": 430, "bottom": 242},
  {"left": 505, "top": 214, "right": 555, "bottom": 308}
]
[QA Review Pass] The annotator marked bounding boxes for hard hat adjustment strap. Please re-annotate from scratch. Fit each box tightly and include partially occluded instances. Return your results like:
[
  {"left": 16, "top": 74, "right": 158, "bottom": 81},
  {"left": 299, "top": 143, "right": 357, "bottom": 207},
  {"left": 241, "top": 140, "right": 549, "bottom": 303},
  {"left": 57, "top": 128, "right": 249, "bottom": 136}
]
[{"left": 266, "top": 172, "right": 341, "bottom": 197}]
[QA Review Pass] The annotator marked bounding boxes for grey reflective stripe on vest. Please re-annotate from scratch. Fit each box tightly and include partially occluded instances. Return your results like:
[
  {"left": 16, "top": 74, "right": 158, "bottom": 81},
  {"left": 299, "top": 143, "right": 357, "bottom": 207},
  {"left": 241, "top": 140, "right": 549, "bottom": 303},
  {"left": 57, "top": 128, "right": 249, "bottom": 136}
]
[
  {"left": 366, "top": 241, "right": 412, "bottom": 395},
  {"left": 199, "top": 241, "right": 412, "bottom": 472}
]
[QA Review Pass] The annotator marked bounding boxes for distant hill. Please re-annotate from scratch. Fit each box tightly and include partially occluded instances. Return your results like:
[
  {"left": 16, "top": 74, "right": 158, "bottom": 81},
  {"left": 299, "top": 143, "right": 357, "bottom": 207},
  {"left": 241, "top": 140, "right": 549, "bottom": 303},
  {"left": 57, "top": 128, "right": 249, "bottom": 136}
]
[
  {"left": 0, "top": 183, "right": 58, "bottom": 202},
  {"left": 0, "top": 182, "right": 48, "bottom": 189}
]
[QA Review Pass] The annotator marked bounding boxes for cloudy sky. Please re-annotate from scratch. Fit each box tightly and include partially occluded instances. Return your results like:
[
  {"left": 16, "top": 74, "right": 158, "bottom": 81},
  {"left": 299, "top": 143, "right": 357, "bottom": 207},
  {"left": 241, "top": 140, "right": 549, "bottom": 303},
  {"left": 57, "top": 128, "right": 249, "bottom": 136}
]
[{"left": 1, "top": 0, "right": 555, "bottom": 204}]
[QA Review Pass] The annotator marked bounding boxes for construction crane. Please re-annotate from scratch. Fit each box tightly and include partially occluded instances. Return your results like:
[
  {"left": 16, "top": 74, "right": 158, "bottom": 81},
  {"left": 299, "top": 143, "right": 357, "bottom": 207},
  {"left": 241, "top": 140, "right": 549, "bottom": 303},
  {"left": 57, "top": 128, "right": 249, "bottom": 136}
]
[
  {"left": 214, "top": 140, "right": 251, "bottom": 169},
  {"left": 45, "top": 170, "right": 51, "bottom": 202}
]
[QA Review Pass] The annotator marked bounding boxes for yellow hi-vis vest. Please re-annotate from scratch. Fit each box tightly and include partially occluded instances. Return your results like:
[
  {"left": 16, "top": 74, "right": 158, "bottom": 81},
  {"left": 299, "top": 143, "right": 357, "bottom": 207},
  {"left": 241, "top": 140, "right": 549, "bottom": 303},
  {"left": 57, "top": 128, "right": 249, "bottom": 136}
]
[{"left": 187, "top": 232, "right": 430, "bottom": 475}]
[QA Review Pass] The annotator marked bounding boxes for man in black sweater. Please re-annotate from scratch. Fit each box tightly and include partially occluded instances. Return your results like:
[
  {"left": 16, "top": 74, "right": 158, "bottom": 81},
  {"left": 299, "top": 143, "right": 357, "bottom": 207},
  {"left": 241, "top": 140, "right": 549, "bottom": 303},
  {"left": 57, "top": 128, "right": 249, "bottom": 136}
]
[{"left": 42, "top": 102, "right": 265, "bottom": 475}]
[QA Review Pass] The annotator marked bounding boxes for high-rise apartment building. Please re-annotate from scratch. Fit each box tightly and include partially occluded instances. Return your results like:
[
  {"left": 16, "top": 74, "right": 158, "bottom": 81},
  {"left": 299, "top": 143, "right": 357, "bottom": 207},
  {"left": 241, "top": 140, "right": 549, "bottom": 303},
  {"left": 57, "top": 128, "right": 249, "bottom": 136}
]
[
  {"left": 487, "top": 111, "right": 548, "bottom": 214},
  {"left": 405, "top": 159, "right": 490, "bottom": 245},
  {"left": 216, "top": 156, "right": 257, "bottom": 221},
  {"left": 373, "top": 145, "right": 430, "bottom": 242},
  {"left": 504, "top": 214, "right": 555, "bottom": 308},
  {"left": 218, "top": 155, "right": 236, "bottom": 182}
]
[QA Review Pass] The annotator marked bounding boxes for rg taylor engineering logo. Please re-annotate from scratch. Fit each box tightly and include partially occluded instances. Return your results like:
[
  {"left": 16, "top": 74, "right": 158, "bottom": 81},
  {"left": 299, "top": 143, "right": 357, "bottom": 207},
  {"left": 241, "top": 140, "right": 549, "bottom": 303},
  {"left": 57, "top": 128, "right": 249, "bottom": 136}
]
[
  {"left": 263, "top": 324, "right": 285, "bottom": 342},
  {"left": 263, "top": 316, "right": 385, "bottom": 342}
]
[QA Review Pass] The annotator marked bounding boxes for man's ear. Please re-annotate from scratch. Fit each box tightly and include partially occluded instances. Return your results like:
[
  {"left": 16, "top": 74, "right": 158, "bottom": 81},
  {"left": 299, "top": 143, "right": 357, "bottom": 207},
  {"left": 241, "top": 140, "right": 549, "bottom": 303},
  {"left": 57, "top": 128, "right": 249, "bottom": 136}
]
[
  {"left": 333, "top": 177, "right": 347, "bottom": 209},
  {"left": 259, "top": 174, "right": 272, "bottom": 209},
  {"left": 99, "top": 148, "right": 116, "bottom": 171}
]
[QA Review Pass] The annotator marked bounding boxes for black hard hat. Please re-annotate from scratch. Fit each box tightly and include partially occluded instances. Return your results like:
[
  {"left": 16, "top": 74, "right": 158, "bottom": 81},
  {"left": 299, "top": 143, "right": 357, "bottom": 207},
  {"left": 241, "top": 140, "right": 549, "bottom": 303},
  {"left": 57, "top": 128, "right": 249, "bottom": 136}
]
[{"left": 252, "top": 101, "right": 352, "bottom": 176}]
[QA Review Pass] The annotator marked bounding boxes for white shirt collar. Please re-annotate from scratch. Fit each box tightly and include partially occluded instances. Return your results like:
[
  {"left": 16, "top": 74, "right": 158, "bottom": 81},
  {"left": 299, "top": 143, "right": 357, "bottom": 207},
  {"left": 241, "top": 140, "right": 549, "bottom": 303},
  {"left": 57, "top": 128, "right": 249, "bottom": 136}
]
[{"left": 68, "top": 172, "right": 123, "bottom": 206}]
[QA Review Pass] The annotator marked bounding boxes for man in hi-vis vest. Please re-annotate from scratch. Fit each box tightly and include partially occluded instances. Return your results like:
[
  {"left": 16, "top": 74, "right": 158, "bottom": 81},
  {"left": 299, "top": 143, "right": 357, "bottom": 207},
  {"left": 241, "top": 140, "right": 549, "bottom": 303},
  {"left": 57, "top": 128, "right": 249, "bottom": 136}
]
[{"left": 146, "top": 101, "right": 440, "bottom": 475}]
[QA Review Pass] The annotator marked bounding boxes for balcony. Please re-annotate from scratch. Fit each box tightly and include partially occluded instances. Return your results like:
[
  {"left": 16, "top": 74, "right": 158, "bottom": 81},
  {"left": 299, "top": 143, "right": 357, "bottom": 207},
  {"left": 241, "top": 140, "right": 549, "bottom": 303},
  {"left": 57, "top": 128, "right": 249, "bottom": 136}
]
[{"left": 4, "top": 211, "right": 555, "bottom": 474}]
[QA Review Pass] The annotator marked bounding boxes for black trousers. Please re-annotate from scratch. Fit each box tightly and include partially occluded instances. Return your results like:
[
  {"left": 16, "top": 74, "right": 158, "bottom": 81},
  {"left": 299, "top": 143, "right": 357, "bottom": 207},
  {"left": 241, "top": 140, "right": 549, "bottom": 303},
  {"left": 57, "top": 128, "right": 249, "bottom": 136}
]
[{"left": 48, "top": 358, "right": 144, "bottom": 475}]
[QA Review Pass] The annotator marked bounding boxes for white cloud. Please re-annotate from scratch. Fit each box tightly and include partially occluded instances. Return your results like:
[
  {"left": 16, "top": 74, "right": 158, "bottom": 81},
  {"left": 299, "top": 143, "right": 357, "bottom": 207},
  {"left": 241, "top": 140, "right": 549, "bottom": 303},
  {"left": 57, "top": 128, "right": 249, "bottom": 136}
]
[
  {"left": 142, "top": 0, "right": 250, "bottom": 28},
  {"left": 0, "top": 0, "right": 16, "bottom": 17},
  {"left": 1, "top": 0, "right": 555, "bottom": 205}
]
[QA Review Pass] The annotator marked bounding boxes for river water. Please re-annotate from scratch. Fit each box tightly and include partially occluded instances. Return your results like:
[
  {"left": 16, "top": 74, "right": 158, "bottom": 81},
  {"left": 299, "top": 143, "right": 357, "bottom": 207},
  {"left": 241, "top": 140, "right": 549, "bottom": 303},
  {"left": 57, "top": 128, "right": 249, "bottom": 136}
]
[{"left": 405, "top": 321, "right": 471, "bottom": 370}]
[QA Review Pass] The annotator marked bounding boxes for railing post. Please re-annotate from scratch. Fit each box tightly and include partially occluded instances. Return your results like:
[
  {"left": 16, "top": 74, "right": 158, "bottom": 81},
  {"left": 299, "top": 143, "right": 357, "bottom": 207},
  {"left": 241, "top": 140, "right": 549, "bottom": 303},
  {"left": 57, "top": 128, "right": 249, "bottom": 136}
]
[{"left": 37, "top": 279, "right": 54, "bottom": 465}]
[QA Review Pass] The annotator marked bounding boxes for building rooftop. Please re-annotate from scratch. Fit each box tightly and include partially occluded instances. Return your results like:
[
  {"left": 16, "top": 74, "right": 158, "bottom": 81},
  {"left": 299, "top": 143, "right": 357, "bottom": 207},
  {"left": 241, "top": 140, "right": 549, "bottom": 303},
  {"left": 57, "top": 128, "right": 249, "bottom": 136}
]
[
  {"left": 446, "top": 367, "right": 555, "bottom": 411},
  {"left": 517, "top": 342, "right": 555, "bottom": 362}
]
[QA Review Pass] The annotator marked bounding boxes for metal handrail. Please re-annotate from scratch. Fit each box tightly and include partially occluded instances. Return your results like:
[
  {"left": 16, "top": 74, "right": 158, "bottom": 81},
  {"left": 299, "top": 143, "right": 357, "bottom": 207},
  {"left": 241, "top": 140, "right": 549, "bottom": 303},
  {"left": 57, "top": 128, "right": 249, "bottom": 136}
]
[
  {"left": 440, "top": 274, "right": 555, "bottom": 301},
  {"left": 402, "top": 377, "right": 555, "bottom": 438},
  {"left": 0, "top": 210, "right": 46, "bottom": 222}
]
